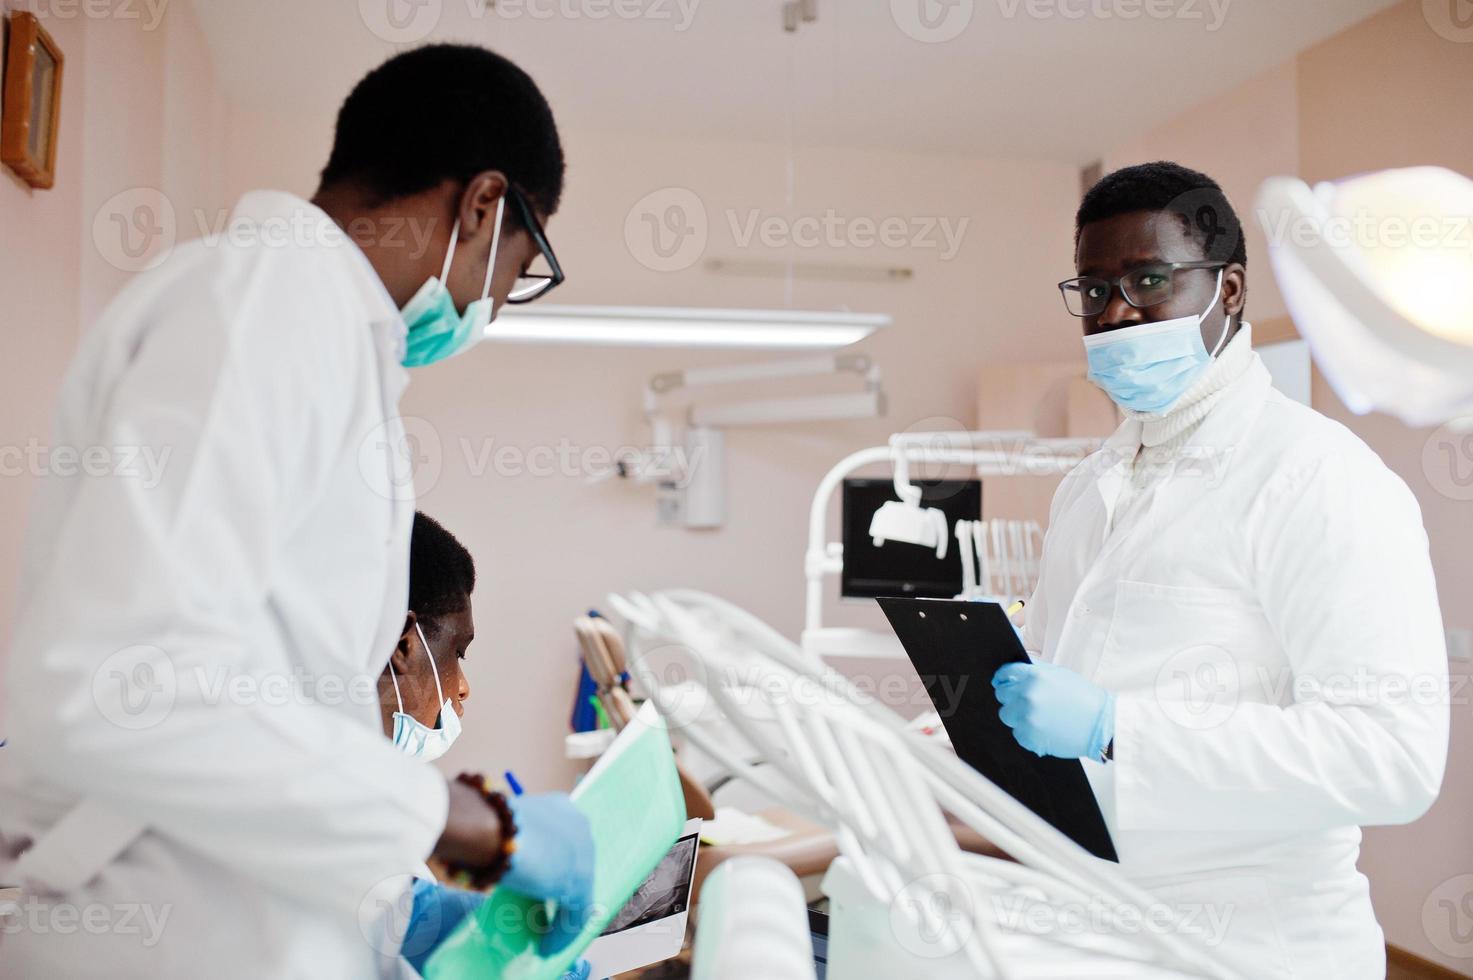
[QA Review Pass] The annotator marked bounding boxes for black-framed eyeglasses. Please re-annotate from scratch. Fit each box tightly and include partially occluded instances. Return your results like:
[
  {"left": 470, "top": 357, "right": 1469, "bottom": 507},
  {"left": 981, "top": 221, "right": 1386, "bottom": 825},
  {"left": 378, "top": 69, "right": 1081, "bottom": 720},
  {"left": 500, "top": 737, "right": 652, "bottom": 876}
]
[
  {"left": 505, "top": 184, "right": 564, "bottom": 304},
  {"left": 1057, "top": 260, "right": 1224, "bottom": 318}
]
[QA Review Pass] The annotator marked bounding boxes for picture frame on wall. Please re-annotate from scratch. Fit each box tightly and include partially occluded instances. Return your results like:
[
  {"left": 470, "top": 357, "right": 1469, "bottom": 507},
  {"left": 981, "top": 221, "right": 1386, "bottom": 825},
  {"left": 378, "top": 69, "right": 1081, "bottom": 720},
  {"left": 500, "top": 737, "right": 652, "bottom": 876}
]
[{"left": 2, "top": 11, "right": 65, "bottom": 190}]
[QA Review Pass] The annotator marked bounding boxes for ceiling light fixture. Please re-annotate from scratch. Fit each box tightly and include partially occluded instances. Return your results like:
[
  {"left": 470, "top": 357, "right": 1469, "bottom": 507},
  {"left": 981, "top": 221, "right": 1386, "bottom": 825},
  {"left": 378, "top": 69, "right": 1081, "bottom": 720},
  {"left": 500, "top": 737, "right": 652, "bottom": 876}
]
[{"left": 486, "top": 304, "right": 888, "bottom": 350}]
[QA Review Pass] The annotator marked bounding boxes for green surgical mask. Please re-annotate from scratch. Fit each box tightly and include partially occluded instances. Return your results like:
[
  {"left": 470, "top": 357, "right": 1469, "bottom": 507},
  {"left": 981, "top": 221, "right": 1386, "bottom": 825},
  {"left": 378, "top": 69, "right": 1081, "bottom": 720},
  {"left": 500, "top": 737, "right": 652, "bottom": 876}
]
[{"left": 400, "top": 195, "right": 505, "bottom": 368}]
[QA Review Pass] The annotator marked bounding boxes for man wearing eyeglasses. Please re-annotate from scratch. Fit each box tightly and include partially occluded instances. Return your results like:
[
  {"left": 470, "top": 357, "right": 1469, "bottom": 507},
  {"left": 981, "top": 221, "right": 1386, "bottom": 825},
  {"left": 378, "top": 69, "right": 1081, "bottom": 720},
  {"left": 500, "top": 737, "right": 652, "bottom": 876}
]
[
  {"left": 1, "top": 46, "right": 581, "bottom": 978},
  {"left": 992, "top": 162, "right": 1448, "bottom": 978}
]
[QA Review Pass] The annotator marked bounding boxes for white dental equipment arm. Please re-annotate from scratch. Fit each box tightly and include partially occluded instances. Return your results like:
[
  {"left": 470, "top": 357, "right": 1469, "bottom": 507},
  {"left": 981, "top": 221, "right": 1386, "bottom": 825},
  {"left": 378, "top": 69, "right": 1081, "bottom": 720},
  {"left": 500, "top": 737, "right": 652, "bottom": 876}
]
[
  {"left": 643, "top": 353, "right": 884, "bottom": 478},
  {"left": 621, "top": 353, "right": 886, "bottom": 528}
]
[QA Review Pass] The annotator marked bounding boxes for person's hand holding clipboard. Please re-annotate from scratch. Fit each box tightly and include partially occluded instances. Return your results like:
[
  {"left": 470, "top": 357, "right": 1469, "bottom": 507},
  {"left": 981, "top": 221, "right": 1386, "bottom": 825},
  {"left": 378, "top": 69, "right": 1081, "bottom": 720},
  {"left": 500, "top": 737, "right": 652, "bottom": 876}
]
[{"left": 878, "top": 596, "right": 1118, "bottom": 862}]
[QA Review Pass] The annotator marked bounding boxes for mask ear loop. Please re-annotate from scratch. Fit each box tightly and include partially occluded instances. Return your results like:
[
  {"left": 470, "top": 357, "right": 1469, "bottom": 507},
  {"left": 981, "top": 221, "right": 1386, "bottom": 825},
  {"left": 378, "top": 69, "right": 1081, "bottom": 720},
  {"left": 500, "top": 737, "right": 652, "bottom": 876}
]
[
  {"left": 1203, "top": 269, "right": 1232, "bottom": 357},
  {"left": 479, "top": 194, "right": 508, "bottom": 305},
  {"left": 414, "top": 621, "right": 449, "bottom": 726},
  {"left": 440, "top": 218, "right": 461, "bottom": 286}
]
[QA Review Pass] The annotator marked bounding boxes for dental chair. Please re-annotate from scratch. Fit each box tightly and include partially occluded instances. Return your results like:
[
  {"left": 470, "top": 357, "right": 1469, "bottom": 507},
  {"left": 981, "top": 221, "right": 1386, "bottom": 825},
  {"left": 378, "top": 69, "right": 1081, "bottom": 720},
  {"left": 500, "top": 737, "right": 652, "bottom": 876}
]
[
  {"left": 608, "top": 588, "right": 1241, "bottom": 980},
  {"left": 573, "top": 615, "right": 839, "bottom": 901},
  {"left": 607, "top": 592, "right": 1010, "bottom": 855}
]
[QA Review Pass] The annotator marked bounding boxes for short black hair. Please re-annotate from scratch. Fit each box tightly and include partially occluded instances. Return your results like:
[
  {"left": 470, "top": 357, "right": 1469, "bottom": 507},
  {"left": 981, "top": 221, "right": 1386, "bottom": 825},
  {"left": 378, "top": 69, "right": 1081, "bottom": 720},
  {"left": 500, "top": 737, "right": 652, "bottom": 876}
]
[
  {"left": 1076, "top": 161, "right": 1247, "bottom": 268},
  {"left": 320, "top": 44, "right": 565, "bottom": 217},
  {"left": 409, "top": 511, "right": 476, "bottom": 637}
]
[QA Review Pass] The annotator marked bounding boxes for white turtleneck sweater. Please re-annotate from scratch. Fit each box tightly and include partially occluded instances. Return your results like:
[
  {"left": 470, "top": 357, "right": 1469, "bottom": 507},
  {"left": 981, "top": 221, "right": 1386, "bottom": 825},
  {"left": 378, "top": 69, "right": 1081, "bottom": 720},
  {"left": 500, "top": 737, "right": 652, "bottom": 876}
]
[{"left": 1105, "top": 322, "right": 1255, "bottom": 538}]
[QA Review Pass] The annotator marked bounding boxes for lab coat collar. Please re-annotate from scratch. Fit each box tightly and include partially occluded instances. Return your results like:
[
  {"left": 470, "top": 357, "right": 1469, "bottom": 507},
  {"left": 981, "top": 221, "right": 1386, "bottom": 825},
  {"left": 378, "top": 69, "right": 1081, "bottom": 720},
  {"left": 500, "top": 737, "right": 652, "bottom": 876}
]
[
  {"left": 230, "top": 190, "right": 411, "bottom": 392},
  {"left": 1083, "top": 425, "right": 1138, "bottom": 540},
  {"left": 228, "top": 190, "right": 405, "bottom": 327},
  {"left": 1101, "top": 416, "right": 1145, "bottom": 458},
  {"left": 1092, "top": 417, "right": 1144, "bottom": 494}
]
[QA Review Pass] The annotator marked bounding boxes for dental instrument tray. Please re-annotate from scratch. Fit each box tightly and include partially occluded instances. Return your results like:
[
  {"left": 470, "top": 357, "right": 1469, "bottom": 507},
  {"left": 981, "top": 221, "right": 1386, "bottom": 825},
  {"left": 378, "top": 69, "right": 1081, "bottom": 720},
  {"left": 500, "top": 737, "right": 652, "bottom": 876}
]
[{"left": 877, "top": 596, "right": 1118, "bottom": 862}]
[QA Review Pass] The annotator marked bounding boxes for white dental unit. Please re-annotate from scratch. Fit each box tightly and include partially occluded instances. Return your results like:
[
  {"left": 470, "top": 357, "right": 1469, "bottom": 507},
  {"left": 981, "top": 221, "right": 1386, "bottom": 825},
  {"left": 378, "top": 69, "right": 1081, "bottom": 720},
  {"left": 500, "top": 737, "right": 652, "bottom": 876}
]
[{"left": 801, "top": 430, "right": 1097, "bottom": 660}]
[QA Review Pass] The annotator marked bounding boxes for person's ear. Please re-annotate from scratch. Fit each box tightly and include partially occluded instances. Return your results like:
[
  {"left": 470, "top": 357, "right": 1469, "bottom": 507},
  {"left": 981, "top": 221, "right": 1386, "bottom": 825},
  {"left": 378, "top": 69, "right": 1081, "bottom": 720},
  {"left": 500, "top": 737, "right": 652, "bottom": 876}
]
[
  {"left": 1222, "top": 262, "right": 1247, "bottom": 320},
  {"left": 390, "top": 611, "right": 419, "bottom": 676},
  {"left": 457, "top": 171, "right": 510, "bottom": 241}
]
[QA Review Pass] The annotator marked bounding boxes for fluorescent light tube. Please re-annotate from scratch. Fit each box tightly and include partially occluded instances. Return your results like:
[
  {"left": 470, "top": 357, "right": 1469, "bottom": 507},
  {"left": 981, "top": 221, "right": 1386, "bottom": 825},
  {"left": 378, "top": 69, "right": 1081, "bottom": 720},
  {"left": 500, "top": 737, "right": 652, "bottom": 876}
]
[{"left": 485, "top": 305, "right": 888, "bottom": 349}]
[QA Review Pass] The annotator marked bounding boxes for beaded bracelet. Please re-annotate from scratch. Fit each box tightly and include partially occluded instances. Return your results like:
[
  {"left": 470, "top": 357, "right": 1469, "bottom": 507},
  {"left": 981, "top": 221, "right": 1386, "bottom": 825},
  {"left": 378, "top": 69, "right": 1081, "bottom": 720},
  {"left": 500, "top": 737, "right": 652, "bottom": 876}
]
[{"left": 447, "top": 772, "right": 518, "bottom": 890}]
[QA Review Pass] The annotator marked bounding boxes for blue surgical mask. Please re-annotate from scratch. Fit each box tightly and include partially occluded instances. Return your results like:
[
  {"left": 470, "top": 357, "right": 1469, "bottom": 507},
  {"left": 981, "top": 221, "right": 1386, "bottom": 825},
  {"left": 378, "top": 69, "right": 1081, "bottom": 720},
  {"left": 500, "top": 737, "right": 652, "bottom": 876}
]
[
  {"left": 400, "top": 196, "right": 506, "bottom": 368},
  {"left": 389, "top": 622, "right": 463, "bottom": 762},
  {"left": 1083, "top": 270, "right": 1228, "bottom": 415}
]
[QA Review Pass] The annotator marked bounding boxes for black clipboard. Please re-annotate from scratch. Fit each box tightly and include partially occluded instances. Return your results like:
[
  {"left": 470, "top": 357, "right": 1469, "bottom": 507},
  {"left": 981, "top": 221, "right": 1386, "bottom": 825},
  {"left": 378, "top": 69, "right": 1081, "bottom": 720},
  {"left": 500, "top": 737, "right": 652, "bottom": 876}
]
[{"left": 878, "top": 596, "right": 1118, "bottom": 862}]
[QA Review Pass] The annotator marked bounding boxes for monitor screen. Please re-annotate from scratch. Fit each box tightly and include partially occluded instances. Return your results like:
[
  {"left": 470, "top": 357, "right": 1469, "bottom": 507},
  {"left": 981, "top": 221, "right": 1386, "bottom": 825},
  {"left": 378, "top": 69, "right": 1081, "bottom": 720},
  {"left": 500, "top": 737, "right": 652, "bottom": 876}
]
[{"left": 840, "top": 477, "right": 982, "bottom": 600}]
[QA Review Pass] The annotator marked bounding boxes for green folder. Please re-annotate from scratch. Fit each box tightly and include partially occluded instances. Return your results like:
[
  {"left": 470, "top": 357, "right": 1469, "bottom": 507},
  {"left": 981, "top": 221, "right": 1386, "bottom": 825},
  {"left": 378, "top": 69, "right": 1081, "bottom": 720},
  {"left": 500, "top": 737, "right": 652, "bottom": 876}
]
[{"left": 425, "top": 704, "right": 687, "bottom": 980}]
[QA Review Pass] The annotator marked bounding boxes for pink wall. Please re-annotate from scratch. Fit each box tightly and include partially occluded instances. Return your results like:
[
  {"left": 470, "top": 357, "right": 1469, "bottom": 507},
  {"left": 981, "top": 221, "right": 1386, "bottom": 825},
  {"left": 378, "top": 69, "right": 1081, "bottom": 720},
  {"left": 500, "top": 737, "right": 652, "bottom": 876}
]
[
  {"left": 1103, "top": 2, "right": 1473, "bottom": 971},
  {"left": 74, "top": 12, "right": 165, "bottom": 324},
  {"left": 0, "top": 2, "right": 226, "bottom": 720},
  {"left": 0, "top": 2, "right": 89, "bottom": 664}
]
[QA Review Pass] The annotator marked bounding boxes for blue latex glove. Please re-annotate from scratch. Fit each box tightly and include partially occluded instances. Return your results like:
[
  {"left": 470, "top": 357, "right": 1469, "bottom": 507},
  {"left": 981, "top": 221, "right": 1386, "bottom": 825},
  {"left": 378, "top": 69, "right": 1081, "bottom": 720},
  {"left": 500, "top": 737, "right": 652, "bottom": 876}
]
[
  {"left": 403, "top": 879, "right": 484, "bottom": 976},
  {"left": 501, "top": 792, "right": 596, "bottom": 956},
  {"left": 992, "top": 661, "right": 1115, "bottom": 760},
  {"left": 560, "top": 960, "right": 592, "bottom": 980}
]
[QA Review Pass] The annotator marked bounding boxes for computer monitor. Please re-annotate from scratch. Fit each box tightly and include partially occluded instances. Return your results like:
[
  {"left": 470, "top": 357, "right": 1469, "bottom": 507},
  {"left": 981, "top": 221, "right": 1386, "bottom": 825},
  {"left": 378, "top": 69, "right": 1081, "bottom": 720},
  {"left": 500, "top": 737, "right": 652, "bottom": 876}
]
[{"left": 840, "top": 477, "right": 982, "bottom": 600}]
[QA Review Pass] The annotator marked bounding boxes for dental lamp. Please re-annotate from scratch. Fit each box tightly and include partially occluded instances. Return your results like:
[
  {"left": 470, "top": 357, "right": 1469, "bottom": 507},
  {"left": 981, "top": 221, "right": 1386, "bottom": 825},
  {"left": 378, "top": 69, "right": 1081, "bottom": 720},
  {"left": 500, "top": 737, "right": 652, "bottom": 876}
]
[
  {"left": 863, "top": 430, "right": 1050, "bottom": 563},
  {"left": 1256, "top": 166, "right": 1473, "bottom": 428},
  {"left": 863, "top": 433, "right": 979, "bottom": 560},
  {"left": 867, "top": 497, "right": 949, "bottom": 558}
]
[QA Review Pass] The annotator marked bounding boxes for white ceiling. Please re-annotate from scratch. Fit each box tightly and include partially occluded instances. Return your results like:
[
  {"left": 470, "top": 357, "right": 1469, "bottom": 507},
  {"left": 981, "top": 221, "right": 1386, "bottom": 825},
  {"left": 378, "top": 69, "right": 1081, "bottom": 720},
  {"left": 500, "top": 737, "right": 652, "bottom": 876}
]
[{"left": 189, "top": 0, "right": 1396, "bottom": 163}]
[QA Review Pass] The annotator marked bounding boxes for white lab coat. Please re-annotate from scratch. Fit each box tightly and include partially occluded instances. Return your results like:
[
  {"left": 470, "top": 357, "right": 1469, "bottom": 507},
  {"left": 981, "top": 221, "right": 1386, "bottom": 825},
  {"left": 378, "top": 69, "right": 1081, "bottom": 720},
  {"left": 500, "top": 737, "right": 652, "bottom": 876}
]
[
  {"left": 0, "top": 191, "right": 445, "bottom": 977},
  {"left": 1022, "top": 354, "right": 1449, "bottom": 979}
]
